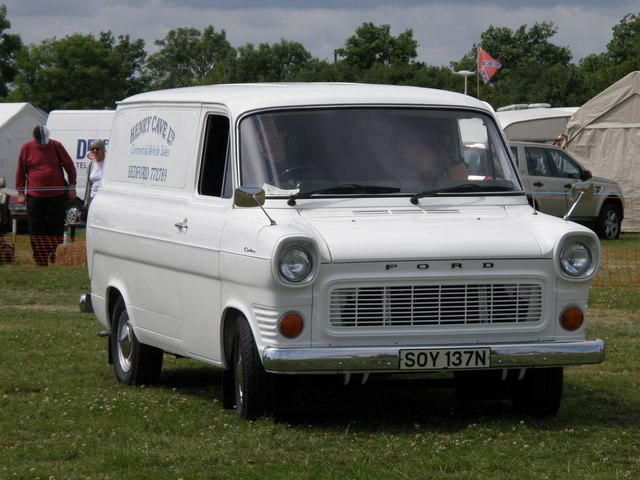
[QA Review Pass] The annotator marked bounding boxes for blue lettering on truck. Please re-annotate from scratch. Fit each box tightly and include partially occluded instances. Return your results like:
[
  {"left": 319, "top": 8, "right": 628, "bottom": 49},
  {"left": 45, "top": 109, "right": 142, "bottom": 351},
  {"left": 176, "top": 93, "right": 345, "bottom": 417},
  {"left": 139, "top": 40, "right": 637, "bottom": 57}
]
[{"left": 76, "top": 139, "right": 110, "bottom": 159}]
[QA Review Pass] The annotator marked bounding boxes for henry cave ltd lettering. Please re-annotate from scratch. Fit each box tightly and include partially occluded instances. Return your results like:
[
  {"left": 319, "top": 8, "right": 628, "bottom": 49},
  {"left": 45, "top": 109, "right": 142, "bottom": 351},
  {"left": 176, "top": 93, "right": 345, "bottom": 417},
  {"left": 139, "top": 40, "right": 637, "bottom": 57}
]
[{"left": 130, "top": 116, "right": 177, "bottom": 146}]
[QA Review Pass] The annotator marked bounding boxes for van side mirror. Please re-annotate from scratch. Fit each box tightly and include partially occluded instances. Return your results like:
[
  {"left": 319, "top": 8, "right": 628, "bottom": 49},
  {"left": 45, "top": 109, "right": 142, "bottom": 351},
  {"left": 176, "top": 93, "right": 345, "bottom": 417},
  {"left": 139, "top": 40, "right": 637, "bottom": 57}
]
[
  {"left": 234, "top": 186, "right": 266, "bottom": 207},
  {"left": 233, "top": 186, "right": 276, "bottom": 225},
  {"left": 581, "top": 169, "right": 592, "bottom": 181}
]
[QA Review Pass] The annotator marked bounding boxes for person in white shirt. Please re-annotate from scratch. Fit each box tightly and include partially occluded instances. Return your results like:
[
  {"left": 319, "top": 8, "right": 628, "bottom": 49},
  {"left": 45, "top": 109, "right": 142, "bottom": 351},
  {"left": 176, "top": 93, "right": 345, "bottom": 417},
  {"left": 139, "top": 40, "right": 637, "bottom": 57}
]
[{"left": 82, "top": 139, "right": 105, "bottom": 221}]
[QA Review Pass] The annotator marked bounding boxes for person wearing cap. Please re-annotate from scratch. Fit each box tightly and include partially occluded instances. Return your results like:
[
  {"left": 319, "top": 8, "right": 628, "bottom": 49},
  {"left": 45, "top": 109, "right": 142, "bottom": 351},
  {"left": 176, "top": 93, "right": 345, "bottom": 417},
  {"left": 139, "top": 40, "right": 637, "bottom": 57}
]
[{"left": 15, "top": 125, "right": 77, "bottom": 266}]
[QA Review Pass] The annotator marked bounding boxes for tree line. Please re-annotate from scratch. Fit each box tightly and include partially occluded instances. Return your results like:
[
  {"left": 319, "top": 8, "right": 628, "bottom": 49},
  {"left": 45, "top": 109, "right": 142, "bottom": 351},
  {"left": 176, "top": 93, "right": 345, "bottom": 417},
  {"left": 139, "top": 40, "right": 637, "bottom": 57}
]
[{"left": 0, "top": 5, "right": 638, "bottom": 112}]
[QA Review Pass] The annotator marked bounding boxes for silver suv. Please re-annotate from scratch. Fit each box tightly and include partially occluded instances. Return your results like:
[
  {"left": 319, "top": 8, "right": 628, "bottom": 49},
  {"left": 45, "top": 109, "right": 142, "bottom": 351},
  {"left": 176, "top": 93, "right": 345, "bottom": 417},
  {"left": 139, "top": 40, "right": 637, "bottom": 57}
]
[{"left": 509, "top": 141, "right": 624, "bottom": 240}]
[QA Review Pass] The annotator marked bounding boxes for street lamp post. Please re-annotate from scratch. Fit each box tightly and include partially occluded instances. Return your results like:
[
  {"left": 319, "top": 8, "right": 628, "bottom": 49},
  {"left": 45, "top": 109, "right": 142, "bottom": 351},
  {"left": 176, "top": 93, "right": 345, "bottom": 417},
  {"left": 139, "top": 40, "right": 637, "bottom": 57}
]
[{"left": 453, "top": 70, "right": 476, "bottom": 95}]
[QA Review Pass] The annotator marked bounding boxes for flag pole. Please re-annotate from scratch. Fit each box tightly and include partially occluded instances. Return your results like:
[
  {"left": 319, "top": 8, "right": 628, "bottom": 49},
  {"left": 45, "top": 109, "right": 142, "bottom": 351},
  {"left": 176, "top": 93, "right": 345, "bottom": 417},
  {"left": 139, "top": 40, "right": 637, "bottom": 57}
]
[{"left": 476, "top": 47, "right": 480, "bottom": 98}]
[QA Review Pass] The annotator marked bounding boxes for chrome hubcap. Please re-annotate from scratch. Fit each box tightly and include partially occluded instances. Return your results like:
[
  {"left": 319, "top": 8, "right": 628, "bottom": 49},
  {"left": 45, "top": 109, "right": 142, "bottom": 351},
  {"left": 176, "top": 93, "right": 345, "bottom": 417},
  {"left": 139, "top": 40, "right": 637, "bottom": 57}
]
[
  {"left": 605, "top": 211, "right": 620, "bottom": 239},
  {"left": 116, "top": 312, "right": 133, "bottom": 372}
]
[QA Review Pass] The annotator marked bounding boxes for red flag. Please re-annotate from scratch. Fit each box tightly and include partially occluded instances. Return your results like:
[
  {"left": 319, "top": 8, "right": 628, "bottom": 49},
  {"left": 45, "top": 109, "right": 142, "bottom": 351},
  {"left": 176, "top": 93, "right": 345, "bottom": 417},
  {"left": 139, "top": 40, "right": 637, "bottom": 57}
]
[{"left": 477, "top": 47, "right": 501, "bottom": 84}]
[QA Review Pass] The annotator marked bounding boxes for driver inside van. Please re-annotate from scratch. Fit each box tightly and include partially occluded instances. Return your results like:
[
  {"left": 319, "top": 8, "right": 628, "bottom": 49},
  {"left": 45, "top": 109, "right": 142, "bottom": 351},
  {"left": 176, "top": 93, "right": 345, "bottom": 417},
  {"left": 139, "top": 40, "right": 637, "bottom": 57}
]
[
  {"left": 398, "top": 131, "right": 468, "bottom": 182},
  {"left": 254, "top": 119, "right": 302, "bottom": 188}
]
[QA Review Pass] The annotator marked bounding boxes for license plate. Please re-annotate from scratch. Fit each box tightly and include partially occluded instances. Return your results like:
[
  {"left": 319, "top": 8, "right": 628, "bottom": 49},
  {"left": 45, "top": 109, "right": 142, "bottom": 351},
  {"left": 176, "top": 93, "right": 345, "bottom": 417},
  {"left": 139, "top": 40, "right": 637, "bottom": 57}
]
[{"left": 399, "top": 347, "right": 491, "bottom": 370}]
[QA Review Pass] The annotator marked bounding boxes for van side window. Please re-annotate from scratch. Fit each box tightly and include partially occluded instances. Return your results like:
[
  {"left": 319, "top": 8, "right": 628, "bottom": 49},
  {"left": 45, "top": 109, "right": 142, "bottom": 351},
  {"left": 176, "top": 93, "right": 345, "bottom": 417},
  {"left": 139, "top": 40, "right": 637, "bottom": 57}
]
[{"left": 199, "top": 115, "right": 231, "bottom": 198}]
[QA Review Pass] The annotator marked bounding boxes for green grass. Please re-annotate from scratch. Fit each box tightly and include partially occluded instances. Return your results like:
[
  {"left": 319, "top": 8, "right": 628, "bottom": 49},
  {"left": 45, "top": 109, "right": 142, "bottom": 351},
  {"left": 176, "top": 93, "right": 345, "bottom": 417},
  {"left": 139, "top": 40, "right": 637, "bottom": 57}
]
[{"left": 1, "top": 241, "right": 639, "bottom": 479}]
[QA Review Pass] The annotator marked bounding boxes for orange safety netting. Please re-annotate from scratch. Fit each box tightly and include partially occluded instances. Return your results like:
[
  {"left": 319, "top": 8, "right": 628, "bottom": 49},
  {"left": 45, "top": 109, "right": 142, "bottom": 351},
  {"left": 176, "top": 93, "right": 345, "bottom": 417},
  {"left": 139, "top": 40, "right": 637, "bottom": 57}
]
[
  {"left": 0, "top": 234, "right": 87, "bottom": 267},
  {"left": 591, "top": 247, "right": 640, "bottom": 290},
  {"left": 1, "top": 234, "right": 638, "bottom": 289}
]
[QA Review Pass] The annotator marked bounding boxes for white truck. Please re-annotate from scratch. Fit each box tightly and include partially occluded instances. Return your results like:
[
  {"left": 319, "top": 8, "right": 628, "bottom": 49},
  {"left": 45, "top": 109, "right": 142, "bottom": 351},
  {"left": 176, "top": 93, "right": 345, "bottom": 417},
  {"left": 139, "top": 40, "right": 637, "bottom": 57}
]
[
  {"left": 46, "top": 110, "right": 114, "bottom": 223},
  {"left": 83, "top": 83, "right": 605, "bottom": 419}
]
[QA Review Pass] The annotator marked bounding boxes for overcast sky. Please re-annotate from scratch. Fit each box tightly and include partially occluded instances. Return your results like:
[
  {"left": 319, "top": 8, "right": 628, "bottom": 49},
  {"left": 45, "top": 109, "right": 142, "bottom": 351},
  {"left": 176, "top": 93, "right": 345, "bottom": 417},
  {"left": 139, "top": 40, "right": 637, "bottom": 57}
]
[{"left": 3, "top": 1, "right": 637, "bottom": 66}]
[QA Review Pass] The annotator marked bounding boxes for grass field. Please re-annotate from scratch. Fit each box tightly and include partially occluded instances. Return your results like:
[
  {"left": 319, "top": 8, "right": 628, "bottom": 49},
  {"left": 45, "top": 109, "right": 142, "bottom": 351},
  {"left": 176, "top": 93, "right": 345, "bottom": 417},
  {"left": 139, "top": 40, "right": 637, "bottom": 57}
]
[{"left": 1, "top": 236, "right": 639, "bottom": 479}]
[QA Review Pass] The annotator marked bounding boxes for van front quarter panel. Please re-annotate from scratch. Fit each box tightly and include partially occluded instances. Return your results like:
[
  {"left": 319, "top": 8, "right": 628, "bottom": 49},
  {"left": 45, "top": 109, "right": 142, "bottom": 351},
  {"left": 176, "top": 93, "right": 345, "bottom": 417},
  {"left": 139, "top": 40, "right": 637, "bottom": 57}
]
[{"left": 86, "top": 83, "right": 604, "bottom": 420}]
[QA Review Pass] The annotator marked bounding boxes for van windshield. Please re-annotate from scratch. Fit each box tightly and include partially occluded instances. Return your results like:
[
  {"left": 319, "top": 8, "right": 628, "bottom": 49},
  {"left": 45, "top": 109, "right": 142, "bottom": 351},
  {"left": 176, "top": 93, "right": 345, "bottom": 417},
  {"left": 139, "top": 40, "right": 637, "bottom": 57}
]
[{"left": 239, "top": 108, "right": 520, "bottom": 198}]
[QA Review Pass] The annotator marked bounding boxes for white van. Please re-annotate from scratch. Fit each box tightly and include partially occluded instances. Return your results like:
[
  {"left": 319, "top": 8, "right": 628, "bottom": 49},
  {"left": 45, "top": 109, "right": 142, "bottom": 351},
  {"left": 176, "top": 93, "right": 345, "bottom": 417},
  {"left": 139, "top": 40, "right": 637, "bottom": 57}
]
[
  {"left": 85, "top": 83, "right": 604, "bottom": 419},
  {"left": 46, "top": 110, "right": 114, "bottom": 222}
]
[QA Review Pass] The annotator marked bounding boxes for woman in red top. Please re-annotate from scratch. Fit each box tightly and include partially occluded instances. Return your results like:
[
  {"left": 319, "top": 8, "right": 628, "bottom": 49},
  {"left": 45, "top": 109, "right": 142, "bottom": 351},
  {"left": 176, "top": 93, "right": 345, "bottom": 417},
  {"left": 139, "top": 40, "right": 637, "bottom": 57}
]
[{"left": 15, "top": 125, "right": 77, "bottom": 266}]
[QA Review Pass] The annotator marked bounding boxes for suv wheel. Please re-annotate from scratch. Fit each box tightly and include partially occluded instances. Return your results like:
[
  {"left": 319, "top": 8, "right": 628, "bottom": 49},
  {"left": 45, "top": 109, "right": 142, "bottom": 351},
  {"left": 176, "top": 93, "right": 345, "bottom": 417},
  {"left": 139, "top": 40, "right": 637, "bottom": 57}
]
[{"left": 597, "top": 202, "right": 621, "bottom": 240}]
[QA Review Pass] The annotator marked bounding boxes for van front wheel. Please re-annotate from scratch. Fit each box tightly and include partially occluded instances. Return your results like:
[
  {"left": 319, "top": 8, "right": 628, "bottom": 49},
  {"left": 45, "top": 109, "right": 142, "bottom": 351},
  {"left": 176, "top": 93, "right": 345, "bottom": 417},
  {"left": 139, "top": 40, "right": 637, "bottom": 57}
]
[
  {"left": 110, "top": 297, "right": 163, "bottom": 385},
  {"left": 510, "top": 367, "right": 563, "bottom": 416},
  {"left": 231, "top": 316, "right": 270, "bottom": 419}
]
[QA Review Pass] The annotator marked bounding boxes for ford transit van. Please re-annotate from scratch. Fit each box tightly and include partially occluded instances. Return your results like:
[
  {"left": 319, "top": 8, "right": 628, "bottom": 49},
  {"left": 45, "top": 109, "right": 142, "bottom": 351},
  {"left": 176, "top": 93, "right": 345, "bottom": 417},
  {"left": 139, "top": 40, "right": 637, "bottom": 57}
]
[{"left": 85, "top": 83, "right": 604, "bottom": 419}]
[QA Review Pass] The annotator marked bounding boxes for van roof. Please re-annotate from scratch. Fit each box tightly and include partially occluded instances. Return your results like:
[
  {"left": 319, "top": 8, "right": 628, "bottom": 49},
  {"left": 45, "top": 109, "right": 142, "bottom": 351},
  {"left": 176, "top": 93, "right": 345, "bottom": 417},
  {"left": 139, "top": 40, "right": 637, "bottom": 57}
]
[{"left": 118, "top": 83, "right": 490, "bottom": 114}]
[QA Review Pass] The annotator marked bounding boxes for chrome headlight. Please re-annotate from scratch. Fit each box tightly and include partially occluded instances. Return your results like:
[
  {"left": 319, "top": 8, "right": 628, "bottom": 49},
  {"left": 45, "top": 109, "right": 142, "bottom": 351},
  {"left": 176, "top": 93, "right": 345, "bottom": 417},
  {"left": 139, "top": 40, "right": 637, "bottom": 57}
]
[
  {"left": 560, "top": 241, "right": 593, "bottom": 277},
  {"left": 278, "top": 247, "right": 313, "bottom": 283}
]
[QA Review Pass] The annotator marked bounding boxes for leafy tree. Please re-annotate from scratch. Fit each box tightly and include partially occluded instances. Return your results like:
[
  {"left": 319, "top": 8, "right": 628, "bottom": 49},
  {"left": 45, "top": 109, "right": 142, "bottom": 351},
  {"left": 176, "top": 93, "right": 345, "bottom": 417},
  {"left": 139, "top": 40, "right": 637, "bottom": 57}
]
[
  {"left": 147, "top": 26, "right": 234, "bottom": 89},
  {"left": 336, "top": 23, "right": 418, "bottom": 72},
  {"left": 227, "top": 39, "right": 312, "bottom": 83},
  {"left": 579, "top": 13, "right": 640, "bottom": 98},
  {"left": 0, "top": 4, "right": 22, "bottom": 98},
  {"left": 607, "top": 13, "right": 640, "bottom": 70},
  {"left": 9, "top": 32, "right": 147, "bottom": 111}
]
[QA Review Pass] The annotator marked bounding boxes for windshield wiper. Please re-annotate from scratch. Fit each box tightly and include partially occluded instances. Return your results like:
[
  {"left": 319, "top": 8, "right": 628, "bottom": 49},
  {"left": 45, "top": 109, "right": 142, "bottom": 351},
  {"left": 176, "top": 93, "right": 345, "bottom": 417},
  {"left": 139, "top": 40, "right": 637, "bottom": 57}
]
[
  {"left": 288, "top": 184, "right": 400, "bottom": 206},
  {"left": 410, "top": 183, "right": 515, "bottom": 205}
]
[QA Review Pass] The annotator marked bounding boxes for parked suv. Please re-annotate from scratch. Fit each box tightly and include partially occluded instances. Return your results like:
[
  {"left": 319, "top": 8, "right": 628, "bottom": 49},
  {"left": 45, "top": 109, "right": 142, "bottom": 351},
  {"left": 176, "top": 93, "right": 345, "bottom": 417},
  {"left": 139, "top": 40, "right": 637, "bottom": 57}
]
[
  {"left": 508, "top": 141, "right": 624, "bottom": 240},
  {"left": 83, "top": 83, "right": 604, "bottom": 420}
]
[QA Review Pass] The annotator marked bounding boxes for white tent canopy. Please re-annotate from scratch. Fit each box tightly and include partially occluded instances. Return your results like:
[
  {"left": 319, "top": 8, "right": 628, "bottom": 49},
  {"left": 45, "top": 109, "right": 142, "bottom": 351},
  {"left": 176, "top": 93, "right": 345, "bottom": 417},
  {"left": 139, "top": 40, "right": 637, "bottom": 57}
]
[
  {"left": 0, "top": 103, "right": 48, "bottom": 189},
  {"left": 565, "top": 71, "right": 640, "bottom": 232}
]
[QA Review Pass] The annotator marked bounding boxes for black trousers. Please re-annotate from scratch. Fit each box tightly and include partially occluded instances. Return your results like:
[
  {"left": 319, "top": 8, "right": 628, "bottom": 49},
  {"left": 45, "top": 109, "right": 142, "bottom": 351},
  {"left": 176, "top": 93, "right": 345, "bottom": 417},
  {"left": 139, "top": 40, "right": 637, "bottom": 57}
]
[{"left": 26, "top": 195, "right": 66, "bottom": 266}]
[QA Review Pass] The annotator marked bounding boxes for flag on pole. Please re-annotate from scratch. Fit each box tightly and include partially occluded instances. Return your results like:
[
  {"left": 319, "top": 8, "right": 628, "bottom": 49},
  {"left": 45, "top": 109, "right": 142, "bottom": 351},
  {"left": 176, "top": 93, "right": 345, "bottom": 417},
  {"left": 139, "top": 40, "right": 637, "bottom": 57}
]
[{"left": 477, "top": 47, "right": 501, "bottom": 84}]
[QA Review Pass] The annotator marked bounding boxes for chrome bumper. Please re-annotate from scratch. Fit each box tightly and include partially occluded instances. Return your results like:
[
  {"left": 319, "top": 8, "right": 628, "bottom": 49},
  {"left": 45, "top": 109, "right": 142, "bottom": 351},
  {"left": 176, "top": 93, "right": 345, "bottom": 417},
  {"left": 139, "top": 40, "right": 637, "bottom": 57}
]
[{"left": 262, "top": 339, "right": 605, "bottom": 373}]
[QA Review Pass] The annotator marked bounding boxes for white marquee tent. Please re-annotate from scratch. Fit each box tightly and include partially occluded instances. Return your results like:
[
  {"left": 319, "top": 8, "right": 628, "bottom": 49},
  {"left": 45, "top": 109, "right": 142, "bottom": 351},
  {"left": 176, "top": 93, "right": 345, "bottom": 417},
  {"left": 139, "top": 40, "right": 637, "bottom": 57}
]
[
  {"left": 0, "top": 103, "right": 48, "bottom": 189},
  {"left": 565, "top": 71, "right": 640, "bottom": 232}
]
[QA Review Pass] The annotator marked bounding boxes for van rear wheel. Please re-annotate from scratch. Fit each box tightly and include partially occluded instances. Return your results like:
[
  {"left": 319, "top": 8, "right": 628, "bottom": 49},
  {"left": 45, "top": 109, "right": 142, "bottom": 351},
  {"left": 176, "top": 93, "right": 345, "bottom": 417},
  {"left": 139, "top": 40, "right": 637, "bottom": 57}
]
[{"left": 110, "top": 297, "right": 163, "bottom": 385}]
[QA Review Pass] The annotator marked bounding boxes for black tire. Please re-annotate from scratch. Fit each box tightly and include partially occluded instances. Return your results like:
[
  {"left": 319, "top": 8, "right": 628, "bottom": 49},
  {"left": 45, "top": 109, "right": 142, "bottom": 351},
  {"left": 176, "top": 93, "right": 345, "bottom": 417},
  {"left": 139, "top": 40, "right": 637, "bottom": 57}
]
[
  {"left": 596, "top": 202, "right": 621, "bottom": 240},
  {"left": 230, "top": 315, "right": 271, "bottom": 419},
  {"left": 510, "top": 367, "right": 563, "bottom": 417},
  {"left": 455, "top": 370, "right": 508, "bottom": 402},
  {"left": 110, "top": 297, "right": 163, "bottom": 385}
]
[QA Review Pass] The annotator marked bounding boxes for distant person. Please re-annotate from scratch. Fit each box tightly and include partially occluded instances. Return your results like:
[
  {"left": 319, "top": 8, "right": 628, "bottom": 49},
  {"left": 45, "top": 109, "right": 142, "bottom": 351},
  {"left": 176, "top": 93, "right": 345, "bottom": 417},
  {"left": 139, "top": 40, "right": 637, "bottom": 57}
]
[
  {"left": 82, "top": 139, "right": 106, "bottom": 220},
  {"left": 15, "top": 125, "right": 77, "bottom": 266}
]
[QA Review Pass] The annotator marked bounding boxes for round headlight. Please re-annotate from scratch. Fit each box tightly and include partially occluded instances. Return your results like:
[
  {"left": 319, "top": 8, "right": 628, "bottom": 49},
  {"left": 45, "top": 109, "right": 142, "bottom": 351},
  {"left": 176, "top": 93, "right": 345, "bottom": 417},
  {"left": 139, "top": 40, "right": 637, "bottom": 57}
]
[
  {"left": 560, "top": 241, "right": 592, "bottom": 276},
  {"left": 279, "top": 247, "right": 312, "bottom": 282}
]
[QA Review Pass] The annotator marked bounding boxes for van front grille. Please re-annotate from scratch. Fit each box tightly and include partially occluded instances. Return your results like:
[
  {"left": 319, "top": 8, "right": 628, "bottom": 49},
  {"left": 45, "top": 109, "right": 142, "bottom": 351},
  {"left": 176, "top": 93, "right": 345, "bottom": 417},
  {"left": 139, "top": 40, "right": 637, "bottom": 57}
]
[{"left": 329, "top": 283, "right": 543, "bottom": 327}]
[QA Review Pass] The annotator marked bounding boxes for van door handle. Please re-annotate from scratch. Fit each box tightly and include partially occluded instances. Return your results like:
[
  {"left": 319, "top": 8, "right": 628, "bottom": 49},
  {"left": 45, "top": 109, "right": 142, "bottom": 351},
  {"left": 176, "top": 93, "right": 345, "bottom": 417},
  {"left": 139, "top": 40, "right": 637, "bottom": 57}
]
[
  {"left": 533, "top": 182, "right": 543, "bottom": 187},
  {"left": 174, "top": 219, "right": 188, "bottom": 233}
]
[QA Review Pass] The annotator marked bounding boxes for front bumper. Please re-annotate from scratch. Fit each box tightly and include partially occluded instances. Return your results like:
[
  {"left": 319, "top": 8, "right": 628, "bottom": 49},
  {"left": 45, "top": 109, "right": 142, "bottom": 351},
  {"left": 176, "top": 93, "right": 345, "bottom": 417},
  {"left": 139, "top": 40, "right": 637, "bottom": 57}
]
[{"left": 262, "top": 339, "right": 605, "bottom": 373}]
